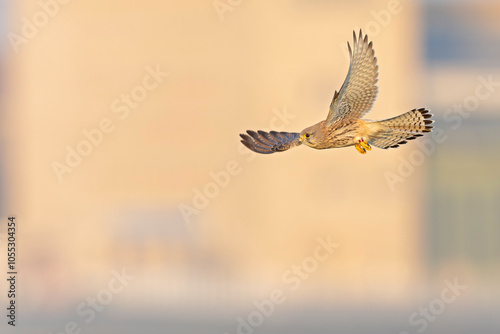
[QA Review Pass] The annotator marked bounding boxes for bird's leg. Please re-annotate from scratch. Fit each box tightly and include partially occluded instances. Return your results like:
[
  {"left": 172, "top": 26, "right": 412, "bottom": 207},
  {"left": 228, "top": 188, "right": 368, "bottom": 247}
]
[
  {"left": 355, "top": 144, "right": 366, "bottom": 154},
  {"left": 359, "top": 139, "right": 371, "bottom": 151},
  {"left": 355, "top": 138, "right": 371, "bottom": 154}
]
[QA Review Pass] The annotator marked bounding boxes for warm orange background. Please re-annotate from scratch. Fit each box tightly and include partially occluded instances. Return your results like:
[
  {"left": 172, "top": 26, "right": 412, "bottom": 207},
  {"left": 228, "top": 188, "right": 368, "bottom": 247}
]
[{"left": 1, "top": 1, "right": 499, "bottom": 333}]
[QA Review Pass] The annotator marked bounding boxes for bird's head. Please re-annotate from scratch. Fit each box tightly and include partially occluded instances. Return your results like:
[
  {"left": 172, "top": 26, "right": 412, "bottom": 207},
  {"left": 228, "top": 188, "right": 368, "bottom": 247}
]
[{"left": 299, "top": 122, "right": 324, "bottom": 148}]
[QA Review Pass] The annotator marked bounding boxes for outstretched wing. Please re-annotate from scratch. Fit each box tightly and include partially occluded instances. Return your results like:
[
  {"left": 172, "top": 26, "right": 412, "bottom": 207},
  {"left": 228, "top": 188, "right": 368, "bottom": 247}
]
[
  {"left": 240, "top": 130, "right": 301, "bottom": 154},
  {"left": 326, "top": 30, "right": 379, "bottom": 125}
]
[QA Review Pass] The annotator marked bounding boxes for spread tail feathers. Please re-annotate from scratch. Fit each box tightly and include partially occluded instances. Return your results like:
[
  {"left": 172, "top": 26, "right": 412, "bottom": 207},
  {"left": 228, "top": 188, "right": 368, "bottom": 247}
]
[{"left": 369, "top": 108, "right": 433, "bottom": 149}]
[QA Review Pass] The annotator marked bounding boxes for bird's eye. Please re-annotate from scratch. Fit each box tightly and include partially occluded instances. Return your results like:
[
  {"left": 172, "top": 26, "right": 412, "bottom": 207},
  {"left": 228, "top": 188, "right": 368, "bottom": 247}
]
[{"left": 304, "top": 133, "right": 310, "bottom": 139}]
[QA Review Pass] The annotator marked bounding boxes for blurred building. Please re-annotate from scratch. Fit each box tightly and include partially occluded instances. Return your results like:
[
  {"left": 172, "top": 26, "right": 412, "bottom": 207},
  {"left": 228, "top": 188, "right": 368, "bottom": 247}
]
[{"left": 424, "top": 1, "right": 500, "bottom": 284}]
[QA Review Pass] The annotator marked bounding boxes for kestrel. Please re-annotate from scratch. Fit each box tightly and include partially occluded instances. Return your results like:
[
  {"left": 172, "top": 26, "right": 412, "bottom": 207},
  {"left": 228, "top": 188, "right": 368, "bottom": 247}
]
[{"left": 240, "top": 30, "right": 433, "bottom": 154}]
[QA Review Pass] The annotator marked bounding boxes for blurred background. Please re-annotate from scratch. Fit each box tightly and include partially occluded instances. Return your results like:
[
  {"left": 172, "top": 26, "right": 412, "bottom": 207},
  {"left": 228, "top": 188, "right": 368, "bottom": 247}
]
[{"left": 1, "top": 0, "right": 500, "bottom": 333}]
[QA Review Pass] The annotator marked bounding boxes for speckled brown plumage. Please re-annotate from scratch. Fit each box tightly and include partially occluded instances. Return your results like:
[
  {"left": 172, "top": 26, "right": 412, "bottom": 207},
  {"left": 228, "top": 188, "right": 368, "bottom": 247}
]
[{"left": 240, "top": 30, "right": 433, "bottom": 155}]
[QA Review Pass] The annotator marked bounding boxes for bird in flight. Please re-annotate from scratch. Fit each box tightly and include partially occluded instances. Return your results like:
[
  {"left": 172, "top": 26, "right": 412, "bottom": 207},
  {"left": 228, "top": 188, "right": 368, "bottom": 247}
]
[{"left": 240, "top": 30, "right": 433, "bottom": 154}]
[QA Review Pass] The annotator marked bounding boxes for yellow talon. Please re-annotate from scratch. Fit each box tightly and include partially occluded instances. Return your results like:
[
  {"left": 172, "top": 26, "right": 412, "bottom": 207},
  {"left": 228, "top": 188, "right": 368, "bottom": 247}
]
[
  {"left": 360, "top": 140, "right": 372, "bottom": 151},
  {"left": 355, "top": 144, "right": 366, "bottom": 154}
]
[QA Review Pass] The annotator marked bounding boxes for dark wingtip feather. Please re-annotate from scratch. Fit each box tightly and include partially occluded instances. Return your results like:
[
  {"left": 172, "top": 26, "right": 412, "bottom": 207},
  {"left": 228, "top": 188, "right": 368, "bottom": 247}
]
[
  {"left": 241, "top": 138, "right": 272, "bottom": 154},
  {"left": 240, "top": 133, "right": 250, "bottom": 140},
  {"left": 246, "top": 130, "right": 264, "bottom": 143},
  {"left": 258, "top": 130, "right": 276, "bottom": 143},
  {"left": 240, "top": 139, "right": 254, "bottom": 151}
]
